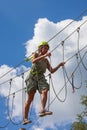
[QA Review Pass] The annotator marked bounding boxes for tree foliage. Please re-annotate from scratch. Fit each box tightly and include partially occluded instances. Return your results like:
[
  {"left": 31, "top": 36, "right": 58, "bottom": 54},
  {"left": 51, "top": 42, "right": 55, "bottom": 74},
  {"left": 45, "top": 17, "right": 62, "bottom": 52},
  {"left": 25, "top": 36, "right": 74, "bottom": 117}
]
[{"left": 70, "top": 82, "right": 87, "bottom": 130}]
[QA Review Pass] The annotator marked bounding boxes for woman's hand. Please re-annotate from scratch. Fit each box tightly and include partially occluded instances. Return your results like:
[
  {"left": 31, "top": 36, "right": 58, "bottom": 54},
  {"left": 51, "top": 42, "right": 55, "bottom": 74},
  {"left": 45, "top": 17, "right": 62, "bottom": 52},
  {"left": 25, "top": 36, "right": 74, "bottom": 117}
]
[
  {"left": 44, "top": 52, "right": 51, "bottom": 57},
  {"left": 59, "top": 62, "right": 65, "bottom": 67}
]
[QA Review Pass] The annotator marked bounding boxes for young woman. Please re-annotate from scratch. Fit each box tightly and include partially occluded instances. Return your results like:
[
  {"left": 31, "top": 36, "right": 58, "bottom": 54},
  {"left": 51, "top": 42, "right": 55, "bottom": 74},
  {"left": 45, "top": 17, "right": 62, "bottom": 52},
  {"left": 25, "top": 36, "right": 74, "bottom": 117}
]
[{"left": 23, "top": 41, "right": 65, "bottom": 125}]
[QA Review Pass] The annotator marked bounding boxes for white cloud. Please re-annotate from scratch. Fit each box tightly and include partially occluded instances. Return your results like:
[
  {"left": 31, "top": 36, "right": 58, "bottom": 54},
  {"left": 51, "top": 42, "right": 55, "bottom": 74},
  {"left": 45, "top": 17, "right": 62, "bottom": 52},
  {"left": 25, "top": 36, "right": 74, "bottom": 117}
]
[
  {"left": 32, "top": 127, "right": 44, "bottom": 130},
  {"left": 0, "top": 65, "right": 28, "bottom": 121},
  {"left": 25, "top": 16, "right": 87, "bottom": 129},
  {"left": 0, "top": 16, "right": 87, "bottom": 129}
]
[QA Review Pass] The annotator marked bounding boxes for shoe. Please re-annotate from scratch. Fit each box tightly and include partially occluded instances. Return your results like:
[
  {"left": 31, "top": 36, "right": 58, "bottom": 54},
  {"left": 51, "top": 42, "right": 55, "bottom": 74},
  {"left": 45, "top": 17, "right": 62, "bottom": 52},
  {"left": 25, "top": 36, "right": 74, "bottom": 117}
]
[
  {"left": 22, "top": 119, "right": 32, "bottom": 125},
  {"left": 39, "top": 110, "right": 53, "bottom": 117},
  {"left": 45, "top": 110, "right": 53, "bottom": 115},
  {"left": 39, "top": 111, "right": 45, "bottom": 117}
]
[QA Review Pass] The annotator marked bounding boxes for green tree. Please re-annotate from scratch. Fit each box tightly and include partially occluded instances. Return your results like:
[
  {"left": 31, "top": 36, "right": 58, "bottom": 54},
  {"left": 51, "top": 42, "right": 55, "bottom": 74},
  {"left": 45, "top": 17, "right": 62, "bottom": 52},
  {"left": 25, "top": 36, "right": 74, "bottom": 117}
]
[{"left": 71, "top": 82, "right": 87, "bottom": 130}]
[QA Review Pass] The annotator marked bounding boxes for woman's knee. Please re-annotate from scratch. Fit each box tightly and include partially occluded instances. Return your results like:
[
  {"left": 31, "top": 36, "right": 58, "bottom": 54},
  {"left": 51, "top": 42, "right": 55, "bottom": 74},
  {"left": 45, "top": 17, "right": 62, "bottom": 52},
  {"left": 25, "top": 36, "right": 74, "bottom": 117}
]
[
  {"left": 28, "top": 90, "right": 36, "bottom": 101},
  {"left": 42, "top": 89, "right": 48, "bottom": 95}
]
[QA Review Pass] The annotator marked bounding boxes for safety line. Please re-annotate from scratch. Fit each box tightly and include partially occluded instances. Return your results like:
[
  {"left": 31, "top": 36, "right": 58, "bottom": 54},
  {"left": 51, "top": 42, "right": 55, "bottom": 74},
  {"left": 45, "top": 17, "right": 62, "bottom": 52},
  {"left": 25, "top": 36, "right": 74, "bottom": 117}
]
[
  {"left": 0, "top": 44, "right": 87, "bottom": 102},
  {"left": 0, "top": 9, "right": 87, "bottom": 81}
]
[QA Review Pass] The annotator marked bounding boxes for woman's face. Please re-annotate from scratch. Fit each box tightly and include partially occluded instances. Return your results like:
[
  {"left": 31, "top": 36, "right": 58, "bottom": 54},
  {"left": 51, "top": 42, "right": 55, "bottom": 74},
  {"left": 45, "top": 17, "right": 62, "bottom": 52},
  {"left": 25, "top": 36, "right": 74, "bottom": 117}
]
[{"left": 39, "top": 45, "right": 49, "bottom": 55}]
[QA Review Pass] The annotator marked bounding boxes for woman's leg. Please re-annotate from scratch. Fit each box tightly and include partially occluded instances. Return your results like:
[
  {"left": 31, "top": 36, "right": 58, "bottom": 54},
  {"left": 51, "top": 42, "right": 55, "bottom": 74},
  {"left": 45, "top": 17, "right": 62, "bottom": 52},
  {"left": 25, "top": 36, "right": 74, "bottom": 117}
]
[
  {"left": 24, "top": 90, "right": 36, "bottom": 119},
  {"left": 39, "top": 89, "right": 52, "bottom": 117},
  {"left": 40, "top": 89, "right": 48, "bottom": 112}
]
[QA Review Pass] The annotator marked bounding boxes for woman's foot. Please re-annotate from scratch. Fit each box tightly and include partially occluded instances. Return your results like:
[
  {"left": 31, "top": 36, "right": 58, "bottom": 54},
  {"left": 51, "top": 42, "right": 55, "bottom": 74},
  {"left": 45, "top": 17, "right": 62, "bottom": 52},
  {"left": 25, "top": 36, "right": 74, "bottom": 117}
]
[
  {"left": 39, "top": 110, "right": 53, "bottom": 117},
  {"left": 22, "top": 119, "right": 32, "bottom": 125}
]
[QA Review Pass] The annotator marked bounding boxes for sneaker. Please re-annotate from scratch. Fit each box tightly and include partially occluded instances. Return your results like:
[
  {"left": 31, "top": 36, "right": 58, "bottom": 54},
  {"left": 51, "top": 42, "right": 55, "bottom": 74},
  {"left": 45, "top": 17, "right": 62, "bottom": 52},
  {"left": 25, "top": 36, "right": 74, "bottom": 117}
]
[
  {"left": 22, "top": 119, "right": 32, "bottom": 125},
  {"left": 39, "top": 110, "right": 53, "bottom": 117}
]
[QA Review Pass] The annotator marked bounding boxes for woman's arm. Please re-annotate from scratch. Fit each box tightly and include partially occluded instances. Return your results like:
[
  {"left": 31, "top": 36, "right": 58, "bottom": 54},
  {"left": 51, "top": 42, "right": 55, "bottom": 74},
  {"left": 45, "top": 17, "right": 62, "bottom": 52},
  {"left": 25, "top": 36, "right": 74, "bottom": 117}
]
[
  {"left": 47, "top": 60, "right": 65, "bottom": 73},
  {"left": 32, "top": 52, "right": 51, "bottom": 63}
]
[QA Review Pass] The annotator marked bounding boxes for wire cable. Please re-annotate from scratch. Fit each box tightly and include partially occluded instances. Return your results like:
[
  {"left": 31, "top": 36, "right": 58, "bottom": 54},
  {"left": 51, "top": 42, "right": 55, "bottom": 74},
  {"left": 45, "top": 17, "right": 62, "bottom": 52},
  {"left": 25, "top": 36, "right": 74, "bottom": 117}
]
[
  {"left": 48, "top": 50, "right": 87, "bottom": 107},
  {"left": 47, "top": 9, "right": 87, "bottom": 42},
  {"left": 50, "top": 42, "right": 67, "bottom": 102},
  {"left": 64, "top": 51, "right": 87, "bottom": 91},
  {"left": 50, "top": 74, "right": 67, "bottom": 102},
  {"left": 77, "top": 27, "right": 87, "bottom": 71},
  {"left": 50, "top": 19, "right": 87, "bottom": 54},
  {"left": 0, "top": 9, "right": 87, "bottom": 82},
  {"left": 0, "top": 44, "right": 87, "bottom": 102},
  {"left": 7, "top": 79, "right": 22, "bottom": 125},
  {"left": 0, "top": 11, "right": 87, "bottom": 128}
]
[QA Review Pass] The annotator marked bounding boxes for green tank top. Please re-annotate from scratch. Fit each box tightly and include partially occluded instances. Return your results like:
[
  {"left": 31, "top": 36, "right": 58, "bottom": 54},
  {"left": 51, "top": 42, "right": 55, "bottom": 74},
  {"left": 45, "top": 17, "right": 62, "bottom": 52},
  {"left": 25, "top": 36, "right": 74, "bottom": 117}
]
[{"left": 30, "top": 59, "right": 48, "bottom": 75}]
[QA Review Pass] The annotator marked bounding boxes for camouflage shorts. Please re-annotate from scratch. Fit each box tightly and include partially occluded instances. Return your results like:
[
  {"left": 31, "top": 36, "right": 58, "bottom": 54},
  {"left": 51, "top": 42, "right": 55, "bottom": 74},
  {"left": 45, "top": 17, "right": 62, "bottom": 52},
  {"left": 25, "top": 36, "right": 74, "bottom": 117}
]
[{"left": 25, "top": 74, "right": 49, "bottom": 94}]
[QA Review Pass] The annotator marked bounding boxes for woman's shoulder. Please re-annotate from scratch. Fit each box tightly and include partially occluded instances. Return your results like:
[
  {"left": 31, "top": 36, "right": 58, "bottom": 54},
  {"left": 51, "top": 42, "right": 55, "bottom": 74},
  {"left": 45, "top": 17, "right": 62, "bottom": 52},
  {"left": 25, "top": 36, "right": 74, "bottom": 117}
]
[{"left": 32, "top": 52, "right": 39, "bottom": 59}]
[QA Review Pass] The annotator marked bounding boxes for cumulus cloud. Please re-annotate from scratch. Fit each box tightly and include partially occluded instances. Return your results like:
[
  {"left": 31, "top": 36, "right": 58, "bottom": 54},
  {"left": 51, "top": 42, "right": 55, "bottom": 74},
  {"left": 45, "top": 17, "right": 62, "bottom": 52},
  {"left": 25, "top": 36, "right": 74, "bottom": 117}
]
[
  {"left": 0, "top": 16, "right": 87, "bottom": 129},
  {"left": 25, "top": 16, "right": 87, "bottom": 129},
  {"left": 0, "top": 65, "right": 29, "bottom": 122}
]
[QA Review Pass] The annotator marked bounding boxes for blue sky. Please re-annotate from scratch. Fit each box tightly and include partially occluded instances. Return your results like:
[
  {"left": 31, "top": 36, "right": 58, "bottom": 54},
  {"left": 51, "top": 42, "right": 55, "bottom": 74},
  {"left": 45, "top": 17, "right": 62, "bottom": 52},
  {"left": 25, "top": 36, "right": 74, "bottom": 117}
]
[
  {"left": 0, "top": 0, "right": 87, "bottom": 130},
  {"left": 0, "top": 0, "right": 87, "bottom": 66}
]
